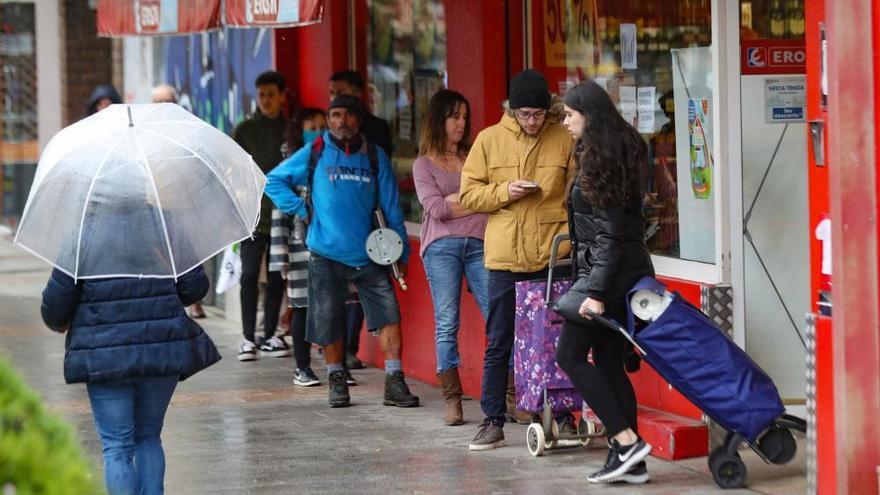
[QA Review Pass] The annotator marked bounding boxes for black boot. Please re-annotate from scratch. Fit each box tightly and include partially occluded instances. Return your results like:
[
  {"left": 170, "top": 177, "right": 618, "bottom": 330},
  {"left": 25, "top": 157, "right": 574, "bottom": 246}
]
[
  {"left": 383, "top": 371, "right": 420, "bottom": 407},
  {"left": 328, "top": 370, "right": 351, "bottom": 408}
]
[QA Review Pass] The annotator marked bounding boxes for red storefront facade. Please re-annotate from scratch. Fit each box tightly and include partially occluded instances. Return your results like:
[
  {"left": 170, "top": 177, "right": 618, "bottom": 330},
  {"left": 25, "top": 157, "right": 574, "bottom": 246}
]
[{"left": 100, "top": 0, "right": 880, "bottom": 489}]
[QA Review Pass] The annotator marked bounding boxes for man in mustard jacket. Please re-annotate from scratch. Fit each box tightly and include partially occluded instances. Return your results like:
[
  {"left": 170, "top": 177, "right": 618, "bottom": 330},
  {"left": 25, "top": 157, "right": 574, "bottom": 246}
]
[{"left": 460, "top": 69, "right": 575, "bottom": 450}]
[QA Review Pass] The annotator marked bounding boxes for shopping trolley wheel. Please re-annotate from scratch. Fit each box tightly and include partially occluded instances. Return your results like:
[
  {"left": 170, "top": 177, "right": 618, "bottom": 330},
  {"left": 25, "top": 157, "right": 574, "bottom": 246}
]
[
  {"left": 711, "top": 451, "right": 748, "bottom": 489},
  {"left": 576, "top": 417, "right": 599, "bottom": 447},
  {"left": 758, "top": 426, "right": 797, "bottom": 465},
  {"left": 527, "top": 423, "right": 547, "bottom": 457}
]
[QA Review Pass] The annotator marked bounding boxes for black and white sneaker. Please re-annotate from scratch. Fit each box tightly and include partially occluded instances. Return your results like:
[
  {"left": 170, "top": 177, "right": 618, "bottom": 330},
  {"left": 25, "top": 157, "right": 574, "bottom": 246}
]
[
  {"left": 293, "top": 367, "right": 321, "bottom": 387},
  {"left": 587, "top": 437, "right": 652, "bottom": 483},
  {"left": 258, "top": 336, "right": 292, "bottom": 358},
  {"left": 611, "top": 461, "right": 650, "bottom": 484},
  {"left": 343, "top": 368, "right": 358, "bottom": 386},
  {"left": 238, "top": 340, "right": 257, "bottom": 362}
]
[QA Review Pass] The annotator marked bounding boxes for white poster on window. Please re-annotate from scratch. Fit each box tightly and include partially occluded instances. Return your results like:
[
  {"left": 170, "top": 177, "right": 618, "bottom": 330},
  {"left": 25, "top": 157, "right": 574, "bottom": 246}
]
[
  {"left": 637, "top": 86, "right": 656, "bottom": 133},
  {"left": 619, "top": 85, "right": 637, "bottom": 127},
  {"left": 764, "top": 77, "right": 806, "bottom": 124},
  {"left": 620, "top": 24, "right": 638, "bottom": 69}
]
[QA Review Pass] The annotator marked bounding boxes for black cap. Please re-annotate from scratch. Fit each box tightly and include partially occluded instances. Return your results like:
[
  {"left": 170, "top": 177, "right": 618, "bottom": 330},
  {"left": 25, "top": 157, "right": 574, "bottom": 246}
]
[
  {"left": 508, "top": 70, "right": 551, "bottom": 110},
  {"left": 328, "top": 94, "right": 366, "bottom": 122}
]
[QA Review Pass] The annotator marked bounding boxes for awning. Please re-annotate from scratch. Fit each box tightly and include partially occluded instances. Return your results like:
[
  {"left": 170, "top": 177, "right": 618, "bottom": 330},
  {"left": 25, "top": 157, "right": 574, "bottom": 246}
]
[
  {"left": 97, "top": 0, "right": 323, "bottom": 37},
  {"left": 225, "top": 0, "right": 324, "bottom": 29},
  {"left": 97, "top": 0, "right": 222, "bottom": 37}
]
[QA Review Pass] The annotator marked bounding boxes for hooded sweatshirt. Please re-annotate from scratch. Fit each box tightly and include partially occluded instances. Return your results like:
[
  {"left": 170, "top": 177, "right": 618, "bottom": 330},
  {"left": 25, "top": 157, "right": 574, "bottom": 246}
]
[{"left": 265, "top": 131, "right": 410, "bottom": 268}]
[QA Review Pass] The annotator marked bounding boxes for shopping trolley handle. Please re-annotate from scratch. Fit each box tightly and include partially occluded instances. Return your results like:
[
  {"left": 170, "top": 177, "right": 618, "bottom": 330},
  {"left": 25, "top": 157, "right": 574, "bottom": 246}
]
[
  {"left": 545, "top": 233, "right": 572, "bottom": 304},
  {"left": 585, "top": 310, "right": 647, "bottom": 356}
]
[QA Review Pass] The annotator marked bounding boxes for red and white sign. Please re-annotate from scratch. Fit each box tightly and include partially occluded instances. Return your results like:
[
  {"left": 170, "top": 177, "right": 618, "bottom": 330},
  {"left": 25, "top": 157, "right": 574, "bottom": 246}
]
[
  {"left": 741, "top": 39, "right": 807, "bottom": 75},
  {"left": 97, "top": 0, "right": 221, "bottom": 37},
  {"left": 226, "top": 0, "right": 324, "bottom": 28},
  {"left": 135, "top": 0, "right": 161, "bottom": 33}
]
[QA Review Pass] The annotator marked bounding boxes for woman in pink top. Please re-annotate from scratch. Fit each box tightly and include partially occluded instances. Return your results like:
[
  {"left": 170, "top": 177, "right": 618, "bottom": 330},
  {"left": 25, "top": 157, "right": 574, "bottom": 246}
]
[{"left": 414, "top": 89, "right": 488, "bottom": 426}]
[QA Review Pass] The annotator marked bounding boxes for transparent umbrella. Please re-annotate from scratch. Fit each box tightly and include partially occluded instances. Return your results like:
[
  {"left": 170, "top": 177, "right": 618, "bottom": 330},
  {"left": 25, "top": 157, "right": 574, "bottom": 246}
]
[{"left": 14, "top": 103, "right": 265, "bottom": 280}]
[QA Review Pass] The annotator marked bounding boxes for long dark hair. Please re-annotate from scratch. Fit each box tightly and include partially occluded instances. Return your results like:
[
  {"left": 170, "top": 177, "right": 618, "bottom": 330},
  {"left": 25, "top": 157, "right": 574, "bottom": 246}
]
[
  {"left": 283, "top": 107, "right": 326, "bottom": 154},
  {"left": 563, "top": 80, "right": 648, "bottom": 208},
  {"left": 419, "top": 89, "right": 471, "bottom": 157}
]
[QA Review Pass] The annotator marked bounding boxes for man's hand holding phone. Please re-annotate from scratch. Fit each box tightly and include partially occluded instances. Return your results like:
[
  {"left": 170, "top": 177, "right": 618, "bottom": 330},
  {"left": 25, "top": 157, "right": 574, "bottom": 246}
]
[{"left": 508, "top": 179, "right": 541, "bottom": 200}]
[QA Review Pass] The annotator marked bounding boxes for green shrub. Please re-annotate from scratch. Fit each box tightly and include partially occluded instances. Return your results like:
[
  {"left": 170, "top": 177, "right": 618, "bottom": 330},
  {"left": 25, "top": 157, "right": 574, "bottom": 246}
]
[{"left": 0, "top": 356, "right": 102, "bottom": 495}]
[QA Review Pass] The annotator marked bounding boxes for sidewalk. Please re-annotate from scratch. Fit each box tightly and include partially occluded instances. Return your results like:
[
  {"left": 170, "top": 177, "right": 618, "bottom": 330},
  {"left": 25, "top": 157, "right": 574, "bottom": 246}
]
[{"left": 0, "top": 233, "right": 805, "bottom": 494}]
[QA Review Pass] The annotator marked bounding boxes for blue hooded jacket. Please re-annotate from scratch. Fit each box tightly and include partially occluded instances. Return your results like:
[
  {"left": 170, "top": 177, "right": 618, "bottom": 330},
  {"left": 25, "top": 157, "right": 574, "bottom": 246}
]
[
  {"left": 265, "top": 131, "right": 410, "bottom": 268},
  {"left": 41, "top": 267, "right": 221, "bottom": 384}
]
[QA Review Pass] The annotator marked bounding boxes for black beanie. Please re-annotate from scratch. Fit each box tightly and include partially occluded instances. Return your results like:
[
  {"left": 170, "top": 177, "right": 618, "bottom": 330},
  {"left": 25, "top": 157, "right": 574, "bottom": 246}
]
[
  {"left": 328, "top": 94, "right": 366, "bottom": 122},
  {"left": 508, "top": 70, "right": 551, "bottom": 109}
]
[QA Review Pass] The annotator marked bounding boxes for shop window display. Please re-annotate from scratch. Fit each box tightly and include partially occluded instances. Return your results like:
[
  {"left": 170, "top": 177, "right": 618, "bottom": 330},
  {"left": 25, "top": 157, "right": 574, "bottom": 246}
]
[
  {"left": 367, "top": 0, "right": 447, "bottom": 224},
  {"left": 535, "top": 0, "right": 716, "bottom": 263}
]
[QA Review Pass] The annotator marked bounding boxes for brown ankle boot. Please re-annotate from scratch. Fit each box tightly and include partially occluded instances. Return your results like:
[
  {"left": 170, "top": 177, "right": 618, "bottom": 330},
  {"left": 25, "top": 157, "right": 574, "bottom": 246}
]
[
  {"left": 437, "top": 368, "right": 464, "bottom": 426},
  {"left": 506, "top": 370, "right": 533, "bottom": 424}
]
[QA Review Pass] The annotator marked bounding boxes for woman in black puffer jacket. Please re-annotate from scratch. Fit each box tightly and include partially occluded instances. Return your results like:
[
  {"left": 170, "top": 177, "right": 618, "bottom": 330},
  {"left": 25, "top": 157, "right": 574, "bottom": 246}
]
[
  {"left": 41, "top": 265, "right": 220, "bottom": 495},
  {"left": 557, "top": 80, "right": 655, "bottom": 485}
]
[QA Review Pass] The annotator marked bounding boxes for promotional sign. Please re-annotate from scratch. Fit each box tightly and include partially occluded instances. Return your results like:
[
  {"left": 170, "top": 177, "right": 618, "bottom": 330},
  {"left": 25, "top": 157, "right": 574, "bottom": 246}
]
[
  {"left": 688, "top": 98, "right": 712, "bottom": 199},
  {"left": 741, "top": 39, "right": 806, "bottom": 75},
  {"left": 97, "top": 0, "right": 221, "bottom": 37},
  {"left": 226, "top": 0, "right": 324, "bottom": 28},
  {"left": 542, "top": 0, "right": 595, "bottom": 68},
  {"left": 764, "top": 77, "right": 806, "bottom": 123}
]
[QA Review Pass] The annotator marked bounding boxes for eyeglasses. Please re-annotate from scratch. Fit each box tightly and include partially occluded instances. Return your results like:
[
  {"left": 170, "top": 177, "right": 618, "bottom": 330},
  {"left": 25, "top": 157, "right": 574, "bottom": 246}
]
[{"left": 514, "top": 109, "right": 547, "bottom": 121}]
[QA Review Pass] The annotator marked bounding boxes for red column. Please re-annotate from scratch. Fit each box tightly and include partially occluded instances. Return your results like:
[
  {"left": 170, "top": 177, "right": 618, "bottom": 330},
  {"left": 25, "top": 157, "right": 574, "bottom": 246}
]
[
  {"left": 827, "top": 0, "right": 880, "bottom": 493},
  {"left": 445, "top": 0, "right": 510, "bottom": 132}
]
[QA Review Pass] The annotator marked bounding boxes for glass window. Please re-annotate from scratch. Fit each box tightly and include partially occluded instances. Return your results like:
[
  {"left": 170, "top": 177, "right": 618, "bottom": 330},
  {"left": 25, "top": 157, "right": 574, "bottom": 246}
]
[
  {"left": 534, "top": 0, "right": 714, "bottom": 263},
  {"left": 367, "top": 0, "right": 447, "bottom": 224}
]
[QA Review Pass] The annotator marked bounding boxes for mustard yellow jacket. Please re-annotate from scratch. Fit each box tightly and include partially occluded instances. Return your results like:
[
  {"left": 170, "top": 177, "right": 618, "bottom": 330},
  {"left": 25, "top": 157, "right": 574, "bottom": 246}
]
[{"left": 460, "top": 112, "right": 575, "bottom": 272}]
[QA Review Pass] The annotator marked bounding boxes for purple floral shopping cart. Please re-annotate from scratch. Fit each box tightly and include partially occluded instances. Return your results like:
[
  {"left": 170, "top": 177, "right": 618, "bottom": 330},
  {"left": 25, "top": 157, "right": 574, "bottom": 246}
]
[{"left": 513, "top": 234, "right": 605, "bottom": 456}]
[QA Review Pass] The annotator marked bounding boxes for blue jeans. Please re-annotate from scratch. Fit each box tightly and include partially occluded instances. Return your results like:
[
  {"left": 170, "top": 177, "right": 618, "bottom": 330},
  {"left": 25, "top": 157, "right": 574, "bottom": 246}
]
[
  {"left": 423, "top": 237, "right": 489, "bottom": 373},
  {"left": 87, "top": 375, "right": 178, "bottom": 495}
]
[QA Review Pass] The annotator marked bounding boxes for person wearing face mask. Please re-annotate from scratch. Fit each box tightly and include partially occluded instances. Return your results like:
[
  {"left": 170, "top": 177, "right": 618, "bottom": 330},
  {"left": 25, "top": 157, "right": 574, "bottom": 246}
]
[
  {"left": 459, "top": 69, "right": 576, "bottom": 451},
  {"left": 269, "top": 108, "right": 329, "bottom": 388}
]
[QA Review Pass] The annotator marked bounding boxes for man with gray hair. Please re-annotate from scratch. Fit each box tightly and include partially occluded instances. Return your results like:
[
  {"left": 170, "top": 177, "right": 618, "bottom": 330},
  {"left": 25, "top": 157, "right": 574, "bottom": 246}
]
[{"left": 151, "top": 84, "right": 178, "bottom": 104}]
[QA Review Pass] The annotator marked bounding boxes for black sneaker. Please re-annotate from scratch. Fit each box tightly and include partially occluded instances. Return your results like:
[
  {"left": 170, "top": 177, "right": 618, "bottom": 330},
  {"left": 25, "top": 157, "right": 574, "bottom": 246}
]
[
  {"left": 587, "top": 437, "right": 652, "bottom": 483},
  {"left": 383, "top": 371, "right": 419, "bottom": 407},
  {"left": 258, "top": 336, "right": 292, "bottom": 358},
  {"left": 346, "top": 353, "right": 365, "bottom": 370},
  {"left": 237, "top": 340, "right": 257, "bottom": 362},
  {"left": 611, "top": 461, "right": 650, "bottom": 484},
  {"left": 293, "top": 367, "right": 321, "bottom": 387},
  {"left": 343, "top": 368, "right": 358, "bottom": 386},
  {"left": 327, "top": 370, "right": 351, "bottom": 408},
  {"left": 468, "top": 419, "right": 505, "bottom": 451}
]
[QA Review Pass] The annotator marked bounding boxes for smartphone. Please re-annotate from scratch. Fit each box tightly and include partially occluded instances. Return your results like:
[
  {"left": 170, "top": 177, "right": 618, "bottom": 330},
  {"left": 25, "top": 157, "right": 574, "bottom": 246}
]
[{"left": 521, "top": 182, "right": 540, "bottom": 189}]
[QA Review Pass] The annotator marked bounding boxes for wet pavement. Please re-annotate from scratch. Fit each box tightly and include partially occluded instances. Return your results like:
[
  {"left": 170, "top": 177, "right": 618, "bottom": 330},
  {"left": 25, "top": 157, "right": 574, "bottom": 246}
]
[{"left": 0, "top": 230, "right": 805, "bottom": 494}]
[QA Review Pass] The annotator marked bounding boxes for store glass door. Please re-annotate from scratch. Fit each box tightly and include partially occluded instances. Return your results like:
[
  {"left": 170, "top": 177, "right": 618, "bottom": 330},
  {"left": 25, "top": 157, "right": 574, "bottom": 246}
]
[{"left": 739, "top": 0, "right": 808, "bottom": 405}]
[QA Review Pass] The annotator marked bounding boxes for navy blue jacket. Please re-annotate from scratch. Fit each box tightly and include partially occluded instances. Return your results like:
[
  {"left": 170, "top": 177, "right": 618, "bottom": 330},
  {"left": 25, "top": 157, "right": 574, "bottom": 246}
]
[{"left": 41, "top": 267, "right": 221, "bottom": 384}]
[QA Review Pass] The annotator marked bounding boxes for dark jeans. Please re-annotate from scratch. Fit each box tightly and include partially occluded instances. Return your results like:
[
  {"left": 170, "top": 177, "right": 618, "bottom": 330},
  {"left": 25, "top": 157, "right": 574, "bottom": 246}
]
[
  {"left": 345, "top": 303, "right": 364, "bottom": 355},
  {"left": 555, "top": 307, "right": 638, "bottom": 438},
  {"left": 240, "top": 234, "right": 285, "bottom": 343},
  {"left": 291, "top": 307, "right": 310, "bottom": 368},
  {"left": 481, "top": 268, "right": 550, "bottom": 423}
]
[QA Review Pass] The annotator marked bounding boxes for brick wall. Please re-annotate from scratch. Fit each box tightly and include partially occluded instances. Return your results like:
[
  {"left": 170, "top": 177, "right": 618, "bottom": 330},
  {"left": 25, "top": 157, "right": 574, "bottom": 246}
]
[{"left": 60, "top": 0, "right": 116, "bottom": 125}]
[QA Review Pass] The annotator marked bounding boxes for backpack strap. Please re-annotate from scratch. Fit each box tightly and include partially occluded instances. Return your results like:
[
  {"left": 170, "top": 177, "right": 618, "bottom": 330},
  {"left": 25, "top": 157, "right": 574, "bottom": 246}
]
[
  {"left": 366, "top": 142, "right": 380, "bottom": 208},
  {"left": 305, "top": 135, "right": 325, "bottom": 220}
]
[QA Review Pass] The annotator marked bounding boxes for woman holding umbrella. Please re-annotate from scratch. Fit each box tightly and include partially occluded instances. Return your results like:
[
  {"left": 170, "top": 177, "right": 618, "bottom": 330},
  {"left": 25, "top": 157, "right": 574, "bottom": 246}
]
[{"left": 20, "top": 103, "right": 264, "bottom": 495}]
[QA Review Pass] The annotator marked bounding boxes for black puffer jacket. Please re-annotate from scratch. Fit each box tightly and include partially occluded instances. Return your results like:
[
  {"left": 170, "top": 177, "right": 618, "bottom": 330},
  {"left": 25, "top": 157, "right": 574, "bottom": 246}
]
[{"left": 568, "top": 178, "right": 654, "bottom": 305}]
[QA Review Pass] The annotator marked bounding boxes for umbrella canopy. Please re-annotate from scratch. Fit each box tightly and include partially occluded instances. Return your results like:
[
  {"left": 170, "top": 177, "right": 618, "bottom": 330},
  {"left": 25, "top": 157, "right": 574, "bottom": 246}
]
[{"left": 14, "top": 103, "right": 265, "bottom": 280}]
